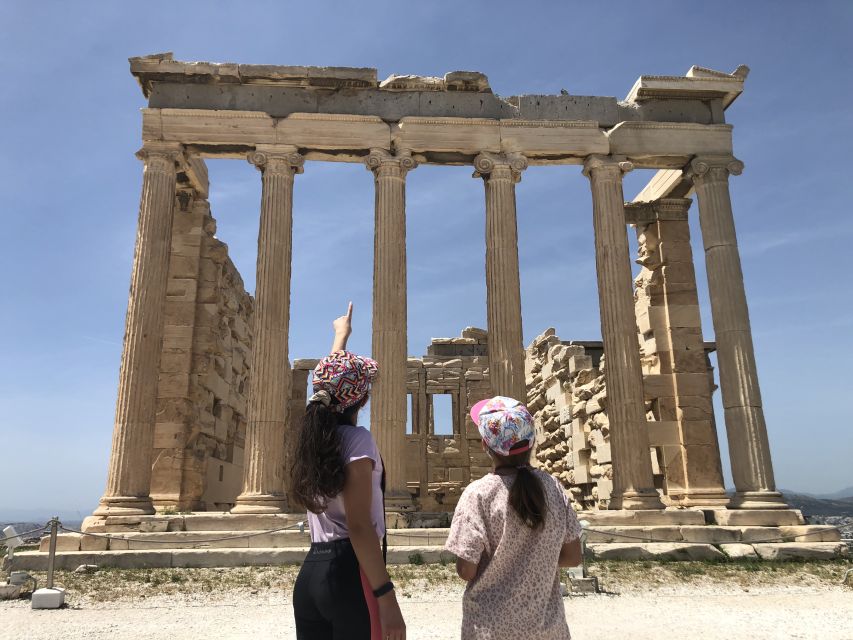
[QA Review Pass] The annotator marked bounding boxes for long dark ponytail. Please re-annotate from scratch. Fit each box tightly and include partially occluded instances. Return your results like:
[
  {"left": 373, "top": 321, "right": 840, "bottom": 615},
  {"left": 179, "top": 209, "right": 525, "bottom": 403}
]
[
  {"left": 495, "top": 445, "right": 546, "bottom": 530},
  {"left": 290, "top": 397, "right": 365, "bottom": 514}
]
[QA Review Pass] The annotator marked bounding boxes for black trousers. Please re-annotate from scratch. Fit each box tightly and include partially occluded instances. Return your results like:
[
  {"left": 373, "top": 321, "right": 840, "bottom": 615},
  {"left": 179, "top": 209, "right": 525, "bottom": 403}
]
[{"left": 293, "top": 539, "right": 374, "bottom": 640}]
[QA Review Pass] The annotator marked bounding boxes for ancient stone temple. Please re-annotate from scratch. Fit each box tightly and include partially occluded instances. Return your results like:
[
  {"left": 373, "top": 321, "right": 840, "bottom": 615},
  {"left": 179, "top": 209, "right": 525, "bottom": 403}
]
[{"left": 15, "top": 53, "right": 843, "bottom": 569}]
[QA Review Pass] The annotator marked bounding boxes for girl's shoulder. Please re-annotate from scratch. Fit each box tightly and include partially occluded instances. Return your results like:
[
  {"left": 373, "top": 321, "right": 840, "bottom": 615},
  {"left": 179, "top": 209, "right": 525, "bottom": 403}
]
[
  {"left": 337, "top": 424, "right": 378, "bottom": 458},
  {"left": 458, "top": 473, "right": 503, "bottom": 501}
]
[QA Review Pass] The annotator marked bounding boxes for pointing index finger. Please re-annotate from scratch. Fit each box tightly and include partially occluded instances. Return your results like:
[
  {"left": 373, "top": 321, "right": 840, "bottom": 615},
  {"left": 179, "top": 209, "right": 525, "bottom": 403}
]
[{"left": 346, "top": 301, "right": 353, "bottom": 321}]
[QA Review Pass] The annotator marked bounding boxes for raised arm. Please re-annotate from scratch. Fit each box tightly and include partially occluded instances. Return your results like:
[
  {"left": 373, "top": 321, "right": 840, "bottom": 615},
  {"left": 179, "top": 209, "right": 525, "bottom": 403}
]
[{"left": 331, "top": 301, "right": 353, "bottom": 353}]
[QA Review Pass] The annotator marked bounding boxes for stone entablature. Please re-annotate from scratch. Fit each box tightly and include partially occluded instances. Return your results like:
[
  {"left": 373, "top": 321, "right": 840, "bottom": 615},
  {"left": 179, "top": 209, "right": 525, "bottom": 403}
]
[{"left": 131, "top": 53, "right": 744, "bottom": 128}]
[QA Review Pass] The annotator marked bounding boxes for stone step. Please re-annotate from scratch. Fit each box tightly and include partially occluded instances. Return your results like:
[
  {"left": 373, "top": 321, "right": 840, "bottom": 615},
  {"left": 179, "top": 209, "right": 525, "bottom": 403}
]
[
  {"left": 583, "top": 525, "right": 840, "bottom": 544},
  {"left": 706, "top": 509, "right": 805, "bottom": 526},
  {"left": 586, "top": 543, "right": 726, "bottom": 561},
  {"left": 80, "top": 509, "right": 810, "bottom": 534},
  {"left": 40, "top": 528, "right": 450, "bottom": 552},
  {"left": 12, "top": 546, "right": 454, "bottom": 571},
  {"left": 13, "top": 539, "right": 848, "bottom": 571},
  {"left": 82, "top": 513, "right": 305, "bottom": 534},
  {"left": 587, "top": 541, "right": 849, "bottom": 562},
  {"left": 752, "top": 543, "right": 848, "bottom": 561},
  {"left": 581, "top": 509, "right": 706, "bottom": 526},
  {"left": 48, "top": 522, "right": 840, "bottom": 553}
]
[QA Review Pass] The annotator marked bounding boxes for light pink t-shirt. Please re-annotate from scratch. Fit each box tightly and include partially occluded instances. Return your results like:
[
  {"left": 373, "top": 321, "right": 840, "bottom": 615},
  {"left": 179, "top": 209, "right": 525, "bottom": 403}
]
[
  {"left": 445, "top": 468, "right": 582, "bottom": 640},
  {"left": 307, "top": 424, "right": 386, "bottom": 543}
]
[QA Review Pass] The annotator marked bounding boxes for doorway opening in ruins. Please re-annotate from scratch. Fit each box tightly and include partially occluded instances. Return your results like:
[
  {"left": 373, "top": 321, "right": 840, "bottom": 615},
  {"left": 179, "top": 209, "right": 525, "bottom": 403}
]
[{"left": 429, "top": 393, "right": 456, "bottom": 436}]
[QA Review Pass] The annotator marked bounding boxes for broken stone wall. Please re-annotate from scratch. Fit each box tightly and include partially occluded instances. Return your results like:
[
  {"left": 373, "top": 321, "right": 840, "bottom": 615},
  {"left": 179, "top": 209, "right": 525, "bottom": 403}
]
[
  {"left": 150, "top": 198, "right": 253, "bottom": 511},
  {"left": 526, "top": 330, "right": 618, "bottom": 510}
]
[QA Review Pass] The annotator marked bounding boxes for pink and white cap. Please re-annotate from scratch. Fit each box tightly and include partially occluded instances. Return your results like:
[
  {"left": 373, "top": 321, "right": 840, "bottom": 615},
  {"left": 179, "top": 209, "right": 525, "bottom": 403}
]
[{"left": 470, "top": 396, "right": 535, "bottom": 456}]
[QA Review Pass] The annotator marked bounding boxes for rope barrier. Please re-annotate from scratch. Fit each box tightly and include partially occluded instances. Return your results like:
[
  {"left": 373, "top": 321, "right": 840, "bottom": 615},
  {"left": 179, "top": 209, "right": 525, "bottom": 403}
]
[
  {"left": 57, "top": 522, "right": 307, "bottom": 545},
  {"left": 0, "top": 524, "right": 49, "bottom": 544}
]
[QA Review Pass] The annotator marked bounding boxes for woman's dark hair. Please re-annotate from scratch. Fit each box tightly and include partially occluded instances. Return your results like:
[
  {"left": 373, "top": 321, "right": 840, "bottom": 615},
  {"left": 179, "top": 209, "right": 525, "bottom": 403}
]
[
  {"left": 290, "top": 396, "right": 366, "bottom": 514},
  {"left": 491, "top": 442, "right": 546, "bottom": 530}
]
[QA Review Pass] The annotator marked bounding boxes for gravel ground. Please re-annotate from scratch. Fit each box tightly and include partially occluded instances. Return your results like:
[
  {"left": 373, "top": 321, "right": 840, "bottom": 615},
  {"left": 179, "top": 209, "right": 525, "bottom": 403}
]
[{"left": 2, "top": 562, "right": 852, "bottom": 639}]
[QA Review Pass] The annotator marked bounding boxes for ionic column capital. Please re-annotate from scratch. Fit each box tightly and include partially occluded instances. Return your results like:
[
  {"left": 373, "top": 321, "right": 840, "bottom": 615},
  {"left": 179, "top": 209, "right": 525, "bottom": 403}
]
[
  {"left": 582, "top": 154, "right": 633, "bottom": 179},
  {"left": 248, "top": 145, "right": 304, "bottom": 175},
  {"left": 135, "top": 141, "right": 183, "bottom": 171},
  {"left": 687, "top": 155, "right": 744, "bottom": 184},
  {"left": 365, "top": 148, "right": 418, "bottom": 179},
  {"left": 473, "top": 152, "right": 528, "bottom": 183}
]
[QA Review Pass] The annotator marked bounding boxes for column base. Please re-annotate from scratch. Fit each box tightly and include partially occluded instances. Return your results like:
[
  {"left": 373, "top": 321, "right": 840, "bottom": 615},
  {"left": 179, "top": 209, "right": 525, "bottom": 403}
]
[
  {"left": 609, "top": 490, "right": 665, "bottom": 510},
  {"left": 729, "top": 490, "right": 788, "bottom": 510},
  {"left": 230, "top": 494, "right": 288, "bottom": 514},
  {"left": 92, "top": 496, "right": 155, "bottom": 517},
  {"left": 667, "top": 489, "right": 731, "bottom": 508}
]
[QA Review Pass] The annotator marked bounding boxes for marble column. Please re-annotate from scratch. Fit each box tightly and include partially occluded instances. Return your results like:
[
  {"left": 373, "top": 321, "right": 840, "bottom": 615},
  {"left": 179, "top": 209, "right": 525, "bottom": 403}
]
[
  {"left": 232, "top": 145, "right": 303, "bottom": 514},
  {"left": 474, "top": 152, "right": 528, "bottom": 401},
  {"left": 689, "top": 156, "right": 785, "bottom": 509},
  {"left": 366, "top": 148, "right": 416, "bottom": 506},
  {"left": 95, "top": 141, "right": 183, "bottom": 516},
  {"left": 584, "top": 155, "right": 664, "bottom": 510}
]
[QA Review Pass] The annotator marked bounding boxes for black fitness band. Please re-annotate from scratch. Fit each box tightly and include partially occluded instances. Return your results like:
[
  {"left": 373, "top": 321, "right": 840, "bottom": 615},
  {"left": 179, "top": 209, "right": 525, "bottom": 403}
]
[{"left": 372, "top": 581, "right": 394, "bottom": 598}]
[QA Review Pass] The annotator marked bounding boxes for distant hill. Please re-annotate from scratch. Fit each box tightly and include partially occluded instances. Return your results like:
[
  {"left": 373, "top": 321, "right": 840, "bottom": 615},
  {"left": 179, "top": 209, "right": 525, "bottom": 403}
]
[
  {"left": 782, "top": 491, "right": 853, "bottom": 517},
  {"left": 816, "top": 486, "right": 853, "bottom": 500}
]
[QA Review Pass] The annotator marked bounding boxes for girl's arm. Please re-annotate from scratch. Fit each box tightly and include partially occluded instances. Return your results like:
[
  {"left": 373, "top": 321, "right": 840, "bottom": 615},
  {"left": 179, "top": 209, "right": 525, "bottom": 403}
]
[
  {"left": 331, "top": 302, "right": 353, "bottom": 353},
  {"left": 343, "top": 458, "right": 406, "bottom": 640},
  {"left": 557, "top": 539, "right": 582, "bottom": 567}
]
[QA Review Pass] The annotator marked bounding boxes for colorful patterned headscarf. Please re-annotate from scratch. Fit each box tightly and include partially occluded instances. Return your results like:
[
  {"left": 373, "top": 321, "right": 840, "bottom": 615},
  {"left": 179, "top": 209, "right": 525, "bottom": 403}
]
[
  {"left": 311, "top": 350, "right": 379, "bottom": 410},
  {"left": 470, "top": 396, "right": 535, "bottom": 456}
]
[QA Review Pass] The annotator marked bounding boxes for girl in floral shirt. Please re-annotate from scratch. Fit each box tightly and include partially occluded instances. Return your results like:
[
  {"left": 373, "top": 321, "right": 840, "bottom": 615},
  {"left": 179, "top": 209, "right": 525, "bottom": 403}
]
[{"left": 445, "top": 396, "right": 583, "bottom": 640}]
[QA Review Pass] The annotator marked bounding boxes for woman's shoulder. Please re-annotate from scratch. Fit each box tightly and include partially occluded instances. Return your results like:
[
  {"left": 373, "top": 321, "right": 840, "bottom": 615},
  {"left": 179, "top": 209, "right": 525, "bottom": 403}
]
[
  {"left": 337, "top": 424, "right": 378, "bottom": 455},
  {"left": 338, "top": 423, "right": 372, "bottom": 438}
]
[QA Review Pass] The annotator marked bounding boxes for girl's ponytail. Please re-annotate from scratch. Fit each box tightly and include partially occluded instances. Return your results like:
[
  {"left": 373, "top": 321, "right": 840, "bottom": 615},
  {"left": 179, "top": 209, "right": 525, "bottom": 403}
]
[{"left": 508, "top": 462, "right": 546, "bottom": 530}]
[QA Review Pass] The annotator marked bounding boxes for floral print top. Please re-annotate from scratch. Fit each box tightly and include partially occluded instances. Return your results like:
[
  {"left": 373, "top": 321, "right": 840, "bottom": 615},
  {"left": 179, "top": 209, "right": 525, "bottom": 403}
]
[{"left": 445, "top": 468, "right": 582, "bottom": 640}]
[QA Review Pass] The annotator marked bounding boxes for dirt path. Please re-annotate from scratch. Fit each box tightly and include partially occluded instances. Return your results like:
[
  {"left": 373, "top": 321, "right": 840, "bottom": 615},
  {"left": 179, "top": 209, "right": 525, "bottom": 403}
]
[{"left": 2, "top": 587, "right": 852, "bottom": 640}]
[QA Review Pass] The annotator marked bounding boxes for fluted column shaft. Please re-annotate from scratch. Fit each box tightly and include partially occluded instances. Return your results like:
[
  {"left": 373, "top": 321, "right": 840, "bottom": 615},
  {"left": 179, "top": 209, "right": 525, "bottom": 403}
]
[
  {"left": 690, "top": 156, "right": 784, "bottom": 509},
  {"left": 474, "top": 153, "right": 527, "bottom": 401},
  {"left": 95, "top": 141, "right": 182, "bottom": 516},
  {"left": 584, "top": 155, "right": 664, "bottom": 510},
  {"left": 232, "top": 145, "right": 303, "bottom": 514},
  {"left": 367, "top": 149, "right": 416, "bottom": 504}
]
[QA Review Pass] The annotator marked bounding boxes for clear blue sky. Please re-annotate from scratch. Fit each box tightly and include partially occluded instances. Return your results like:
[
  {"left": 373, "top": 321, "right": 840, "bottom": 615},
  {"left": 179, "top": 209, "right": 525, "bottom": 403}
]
[{"left": 2, "top": 0, "right": 851, "bottom": 517}]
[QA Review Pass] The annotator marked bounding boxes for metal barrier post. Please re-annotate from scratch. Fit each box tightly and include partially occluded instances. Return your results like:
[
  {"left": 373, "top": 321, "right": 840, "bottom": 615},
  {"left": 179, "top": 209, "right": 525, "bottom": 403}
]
[
  {"left": 579, "top": 520, "right": 589, "bottom": 578},
  {"left": 31, "top": 517, "right": 66, "bottom": 609},
  {"left": 46, "top": 517, "right": 58, "bottom": 589}
]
